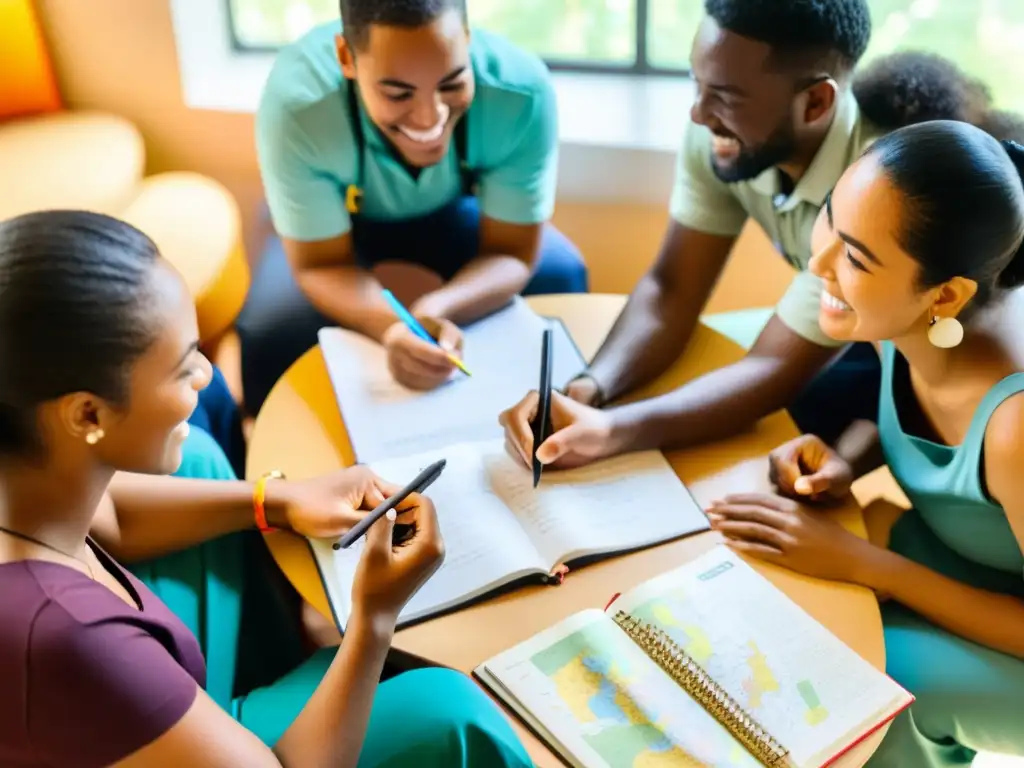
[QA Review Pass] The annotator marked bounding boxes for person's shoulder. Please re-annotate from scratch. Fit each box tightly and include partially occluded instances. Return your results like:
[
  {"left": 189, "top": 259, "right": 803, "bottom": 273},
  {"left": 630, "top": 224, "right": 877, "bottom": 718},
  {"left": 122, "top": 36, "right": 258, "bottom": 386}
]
[
  {"left": 852, "top": 109, "right": 886, "bottom": 156},
  {"left": 470, "top": 28, "right": 552, "bottom": 98},
  {"left": 0, "top": 562, "right": 52, "bottom": 653},
  {"left": 983, "top": 380, "right": 1024, "bottom": 460},
  {"left": 258, "top": 20, "right": 349, "bottom": 135},
  {"left": 468, "top": 30, "right": 557, "bottom": 162},
  {"left": 7, "top": 566, "right": 203, "bottom": 765}
]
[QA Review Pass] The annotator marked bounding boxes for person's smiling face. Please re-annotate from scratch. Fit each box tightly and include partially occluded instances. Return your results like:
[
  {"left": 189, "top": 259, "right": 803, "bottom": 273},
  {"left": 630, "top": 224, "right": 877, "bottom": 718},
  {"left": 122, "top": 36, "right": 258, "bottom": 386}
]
[
  {"left": 337, "top": 8, "right": 474, "bottom": 168},
  {"left": 808, "top": 154, "right": 940, "bottom": 343},
  {"left": 687, "top": 17, "right": 802, "bottom": 182}
]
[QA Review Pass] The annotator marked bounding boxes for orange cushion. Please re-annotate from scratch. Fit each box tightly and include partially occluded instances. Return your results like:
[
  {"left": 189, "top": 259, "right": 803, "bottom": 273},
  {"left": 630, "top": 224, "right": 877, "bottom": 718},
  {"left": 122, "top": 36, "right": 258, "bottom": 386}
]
[
  {"left": 0, "top": 111, "right": 145, "bottom": 220},
  {"left": 0, "top": 0, "right": 61, "bottom": 120},
  {"left": 121, "top": 173, "right": 251, "bottom": 342}
]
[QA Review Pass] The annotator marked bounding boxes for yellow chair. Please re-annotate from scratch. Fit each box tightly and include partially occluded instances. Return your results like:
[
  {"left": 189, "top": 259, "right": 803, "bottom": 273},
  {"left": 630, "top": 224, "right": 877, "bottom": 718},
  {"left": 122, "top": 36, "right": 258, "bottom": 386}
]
[{"left": 0, "top": 0, "right": 249, "bottom": 348}]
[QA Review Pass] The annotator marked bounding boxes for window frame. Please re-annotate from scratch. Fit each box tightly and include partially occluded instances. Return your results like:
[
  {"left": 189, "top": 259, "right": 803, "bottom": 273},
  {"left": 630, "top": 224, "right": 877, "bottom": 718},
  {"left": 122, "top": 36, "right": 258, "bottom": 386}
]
[{"left": 224, "top": 0, "right": 692, "bottom": 77}]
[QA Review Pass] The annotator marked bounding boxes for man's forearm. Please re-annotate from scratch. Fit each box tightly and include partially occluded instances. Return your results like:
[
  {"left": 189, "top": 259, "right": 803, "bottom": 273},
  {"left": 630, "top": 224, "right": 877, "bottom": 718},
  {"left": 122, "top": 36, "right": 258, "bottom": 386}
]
[
  {"left": 834, "top": 420, "right": 885, "bottom": 479},
  {"left": 411, "top": 254, "right": 531, "bottom": 324},
  {"left": 586, "top": 273, "right": 702, "bottom": 403},
  {"left": 607, "top": 355, "right": 804, "bottom": 452},
  {"left": 102, "top": 473, "right": 289, "bottom": 563},
  {"left": 296, "top": 264, "right": 397, "bottom": 342}
]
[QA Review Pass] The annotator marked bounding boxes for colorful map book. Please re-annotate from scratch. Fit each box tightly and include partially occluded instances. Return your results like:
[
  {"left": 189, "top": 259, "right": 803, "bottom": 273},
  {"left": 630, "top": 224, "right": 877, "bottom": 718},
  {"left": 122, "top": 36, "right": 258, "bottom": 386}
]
[{"left": 474, "top": 546, "right": 913, "bottom": 768}]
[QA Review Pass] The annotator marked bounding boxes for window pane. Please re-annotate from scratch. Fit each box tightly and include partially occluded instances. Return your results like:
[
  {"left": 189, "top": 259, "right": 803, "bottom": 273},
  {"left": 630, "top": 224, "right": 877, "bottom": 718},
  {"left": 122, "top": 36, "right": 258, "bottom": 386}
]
[
  {"left": 863, "top": 0, "right": 1024, "bottom": 114},
  {"left": 471, "top": 0, "right": 636, "bottom": 64},
  {"left": 646, "top": 0, "right": 702, "bottom": 70},
  {"left": 228, "top": 0, "right": 338, "bottom": 47},
  {"left": 229, "top": 0, "right": 637, "bottom": 63},
  {"left": 647, "top": 0, "right": 1024, "bottom": 111}
]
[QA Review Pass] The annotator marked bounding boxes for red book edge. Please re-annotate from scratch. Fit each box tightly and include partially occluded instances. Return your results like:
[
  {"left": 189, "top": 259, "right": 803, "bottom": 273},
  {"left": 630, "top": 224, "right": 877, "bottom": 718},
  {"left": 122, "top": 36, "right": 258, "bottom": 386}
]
[{"left": 819, "top": 690, "right": 915, "bottom": 767}]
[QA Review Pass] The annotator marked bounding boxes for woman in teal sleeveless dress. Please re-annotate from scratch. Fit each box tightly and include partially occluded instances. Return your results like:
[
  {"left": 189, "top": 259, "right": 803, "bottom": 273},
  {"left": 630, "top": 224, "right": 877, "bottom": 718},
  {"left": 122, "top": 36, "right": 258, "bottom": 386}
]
[{"left": 705, "top": 120, "right": 1024, "bottom": 767}]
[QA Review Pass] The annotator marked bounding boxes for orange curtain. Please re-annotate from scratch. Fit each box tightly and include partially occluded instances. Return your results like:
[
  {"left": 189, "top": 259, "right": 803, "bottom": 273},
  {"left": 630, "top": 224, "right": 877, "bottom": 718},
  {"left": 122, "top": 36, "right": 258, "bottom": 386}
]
[{"left": 0, "top": 0, "right": 61, "bottom": 120}]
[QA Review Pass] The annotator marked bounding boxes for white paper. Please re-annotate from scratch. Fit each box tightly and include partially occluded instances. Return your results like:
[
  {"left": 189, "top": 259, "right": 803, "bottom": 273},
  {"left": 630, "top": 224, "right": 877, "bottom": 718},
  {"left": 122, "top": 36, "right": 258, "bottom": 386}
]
[
  {"left": 485, "top": 449, "right": 710, "bottom": 568},
  {"left": 308, "top": 440, "right": 709, "bottom": 629},
  {"left": 310, "top": 442, "right": 548, "bottom": 628},
  {"left": 318, "top": 298, "right": 586, "bottom": 464}
]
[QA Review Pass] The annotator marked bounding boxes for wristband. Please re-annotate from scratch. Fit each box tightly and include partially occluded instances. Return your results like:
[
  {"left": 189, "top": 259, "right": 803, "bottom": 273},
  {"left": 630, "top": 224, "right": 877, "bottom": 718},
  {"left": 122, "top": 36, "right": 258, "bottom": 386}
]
[{"left": 254, "top": 470, "right": 285, "bottom": 532}]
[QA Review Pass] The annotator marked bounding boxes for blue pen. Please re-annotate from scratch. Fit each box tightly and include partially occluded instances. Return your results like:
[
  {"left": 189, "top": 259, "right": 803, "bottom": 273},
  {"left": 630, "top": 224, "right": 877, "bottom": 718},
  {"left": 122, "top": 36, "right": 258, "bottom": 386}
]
[{"left": 381, "top": 289, "right": 472, "bottom": 375}]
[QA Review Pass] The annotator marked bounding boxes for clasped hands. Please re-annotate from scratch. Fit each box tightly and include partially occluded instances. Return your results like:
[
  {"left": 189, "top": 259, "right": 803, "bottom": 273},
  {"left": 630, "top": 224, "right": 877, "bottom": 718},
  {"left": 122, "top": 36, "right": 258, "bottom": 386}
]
[{"left": 708, "top": 434, "right": 880, "bottom": 585}]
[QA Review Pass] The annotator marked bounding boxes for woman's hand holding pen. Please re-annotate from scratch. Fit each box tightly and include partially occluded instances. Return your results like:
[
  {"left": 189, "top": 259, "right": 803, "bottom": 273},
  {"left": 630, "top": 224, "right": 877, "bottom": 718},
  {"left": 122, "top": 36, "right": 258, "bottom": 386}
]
[
  {"left": 499, "top": 390, "right": 617, "bottom": 470},
  {"left": 350, "top": 488, "right": 445, "bottom": 631}
]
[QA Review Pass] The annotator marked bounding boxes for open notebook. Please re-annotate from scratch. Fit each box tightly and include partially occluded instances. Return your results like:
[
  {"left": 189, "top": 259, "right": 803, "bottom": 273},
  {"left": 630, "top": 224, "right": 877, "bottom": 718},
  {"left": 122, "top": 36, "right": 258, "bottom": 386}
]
[
  {"left": 317, "top": 297, "right": 588, "bottom": 464},
  {"left": 475, "top": 546, "right": 913, "bottom": 768},
  {"left": 313, "top": 298, "right": 711, "bottom": 628},
  {"left": 309, "top": 439, "right": 710, "bottom": 630}
]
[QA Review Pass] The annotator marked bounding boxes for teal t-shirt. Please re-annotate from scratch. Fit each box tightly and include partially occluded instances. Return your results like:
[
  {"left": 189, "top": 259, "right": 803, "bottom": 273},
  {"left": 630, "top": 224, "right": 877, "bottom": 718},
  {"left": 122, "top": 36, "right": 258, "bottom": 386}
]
[{"left": 255, "top": 21, "right": 559, "bottom": 242}]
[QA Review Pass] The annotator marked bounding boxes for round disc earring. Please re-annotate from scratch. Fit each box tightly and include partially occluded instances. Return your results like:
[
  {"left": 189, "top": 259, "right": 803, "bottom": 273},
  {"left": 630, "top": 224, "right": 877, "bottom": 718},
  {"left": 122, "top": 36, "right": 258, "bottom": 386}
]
[{"left": 928, "top": 316, "right": 964, "bottom": 349}]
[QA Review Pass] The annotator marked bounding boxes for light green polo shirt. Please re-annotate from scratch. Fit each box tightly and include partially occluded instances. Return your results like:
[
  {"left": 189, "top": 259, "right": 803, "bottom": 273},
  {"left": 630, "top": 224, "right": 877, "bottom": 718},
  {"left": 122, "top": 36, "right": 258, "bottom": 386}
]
[
  {"left": 256, "top": 21, "right": 558, "bottom": 242},
  {"left": 669, "top": 92, "right": 882, "bottom": 347}
]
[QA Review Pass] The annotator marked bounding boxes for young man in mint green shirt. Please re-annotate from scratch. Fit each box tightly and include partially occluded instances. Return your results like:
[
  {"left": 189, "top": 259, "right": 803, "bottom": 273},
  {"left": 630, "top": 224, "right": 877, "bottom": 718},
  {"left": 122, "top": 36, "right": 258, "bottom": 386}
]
[{"left": 237, "top": 0, "right": 587, "bottom": 413}]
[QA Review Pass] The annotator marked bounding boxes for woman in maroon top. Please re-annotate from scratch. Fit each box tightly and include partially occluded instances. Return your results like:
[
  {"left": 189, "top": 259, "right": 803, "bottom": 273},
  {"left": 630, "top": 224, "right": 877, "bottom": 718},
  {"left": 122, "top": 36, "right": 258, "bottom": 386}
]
[{"left": 0, "top": 210, "right": 531, "bottom": 767}]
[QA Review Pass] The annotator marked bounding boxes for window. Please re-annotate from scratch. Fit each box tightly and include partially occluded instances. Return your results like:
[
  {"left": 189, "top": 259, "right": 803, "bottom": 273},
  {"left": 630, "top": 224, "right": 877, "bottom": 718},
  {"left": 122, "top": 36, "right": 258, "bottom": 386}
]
[{"left": 228, "top": 0, "right": 1024, "bottom": 110}]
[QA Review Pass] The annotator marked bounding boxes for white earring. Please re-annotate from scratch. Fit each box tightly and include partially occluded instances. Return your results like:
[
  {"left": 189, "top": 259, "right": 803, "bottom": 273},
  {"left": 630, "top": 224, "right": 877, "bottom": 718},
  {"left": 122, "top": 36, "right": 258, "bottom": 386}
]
[
  {"left": 928, "top": 316, "right": 964, "bottom": 349},
  {"left": 85, "top": 428, "right": 105, "bottom": 445}
]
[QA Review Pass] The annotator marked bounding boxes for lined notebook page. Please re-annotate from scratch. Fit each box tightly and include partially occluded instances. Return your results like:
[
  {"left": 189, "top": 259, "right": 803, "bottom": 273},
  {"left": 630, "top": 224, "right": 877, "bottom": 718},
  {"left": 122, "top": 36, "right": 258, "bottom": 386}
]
[
  {"left": 318, "top": 299, "right": 585, "bottom": 464},
  {"left": 310, "top": 441, "right": 548, "bottom": 628},
  {"left": 484, "top": 449, "right": 710, "bottom": 568}
]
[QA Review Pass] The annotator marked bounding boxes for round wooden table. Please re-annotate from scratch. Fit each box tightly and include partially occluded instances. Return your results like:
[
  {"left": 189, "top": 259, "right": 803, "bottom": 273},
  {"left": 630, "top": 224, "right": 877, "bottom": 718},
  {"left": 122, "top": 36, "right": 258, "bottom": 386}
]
[{"left": 247, "top": 293, "right": 887, "bottom": 767}]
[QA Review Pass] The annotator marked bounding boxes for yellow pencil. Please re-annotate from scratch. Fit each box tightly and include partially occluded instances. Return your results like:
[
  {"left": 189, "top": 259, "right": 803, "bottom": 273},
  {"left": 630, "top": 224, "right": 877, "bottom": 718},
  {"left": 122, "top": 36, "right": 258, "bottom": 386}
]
[
  {"left": 382, "top": 289, "right": 473, "bottom": 377},
  {"left": 447, "top": 353, "right": 472, "bottom": 376}
]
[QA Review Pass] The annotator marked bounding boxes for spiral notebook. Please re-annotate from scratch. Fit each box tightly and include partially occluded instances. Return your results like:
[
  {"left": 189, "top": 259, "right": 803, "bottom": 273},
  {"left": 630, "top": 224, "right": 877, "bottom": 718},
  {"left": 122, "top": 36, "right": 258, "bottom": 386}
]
[{"left": 474, "top": 547, "right": 913, "bottom": 768}]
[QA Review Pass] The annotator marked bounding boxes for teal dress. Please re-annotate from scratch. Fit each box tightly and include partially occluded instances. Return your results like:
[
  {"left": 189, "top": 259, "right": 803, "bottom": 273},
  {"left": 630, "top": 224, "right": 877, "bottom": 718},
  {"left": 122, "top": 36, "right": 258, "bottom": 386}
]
[
  {"left": 126, "top": 427, "right": 531, "bottom": 767},
  {"left": 867, "top": 341, "right": 1024, "bottom": 767}
]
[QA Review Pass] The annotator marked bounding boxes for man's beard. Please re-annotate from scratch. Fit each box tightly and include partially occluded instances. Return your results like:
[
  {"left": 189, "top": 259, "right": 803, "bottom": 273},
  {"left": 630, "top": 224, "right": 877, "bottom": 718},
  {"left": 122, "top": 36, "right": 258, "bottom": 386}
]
[{"left": 711, "top": 124, "right": 798, "bottom": 184}]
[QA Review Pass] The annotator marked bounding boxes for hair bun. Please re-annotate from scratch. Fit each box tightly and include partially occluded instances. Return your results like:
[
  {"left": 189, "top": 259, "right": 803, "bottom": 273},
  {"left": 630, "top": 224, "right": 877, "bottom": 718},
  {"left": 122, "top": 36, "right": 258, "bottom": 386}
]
[{"left": 998, "top": 139, "right": 1024, "bottom": 290}]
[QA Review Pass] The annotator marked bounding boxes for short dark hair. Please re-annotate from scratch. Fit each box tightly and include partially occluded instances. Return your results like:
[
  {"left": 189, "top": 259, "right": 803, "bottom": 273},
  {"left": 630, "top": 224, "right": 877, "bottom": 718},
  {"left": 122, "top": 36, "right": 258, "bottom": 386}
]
[
  {"left": 340, "top": 0, "right": 467, "bottom": 51},
  {"left": 0, "top": 211, "right": 162, "bottom": 457},
  {"left": 865, "top": 121, "right": 1024, "bottom": 313},
  {"left": 853, "top": 50, "right": 1024, "bottom": 143},
  {"left": 703, "top": 0, "right": 872, "bottom": 75}
]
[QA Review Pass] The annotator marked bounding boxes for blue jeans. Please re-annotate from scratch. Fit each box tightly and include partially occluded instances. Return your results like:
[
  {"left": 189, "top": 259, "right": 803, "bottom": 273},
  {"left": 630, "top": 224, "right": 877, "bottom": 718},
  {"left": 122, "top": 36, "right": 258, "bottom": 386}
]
[
  {"left": 788, "top": 341, "right": 882, "bottom": 445},
  {"left": 236, "top": 196, "right": 589, "bottom": 414}
]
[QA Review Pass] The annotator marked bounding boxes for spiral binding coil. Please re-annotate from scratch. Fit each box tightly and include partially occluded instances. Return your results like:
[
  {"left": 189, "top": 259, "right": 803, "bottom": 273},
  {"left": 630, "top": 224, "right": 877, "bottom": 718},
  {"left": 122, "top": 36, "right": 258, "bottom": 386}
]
[{"left": 613, "top": 610, "right": 790, "bottom": 767}]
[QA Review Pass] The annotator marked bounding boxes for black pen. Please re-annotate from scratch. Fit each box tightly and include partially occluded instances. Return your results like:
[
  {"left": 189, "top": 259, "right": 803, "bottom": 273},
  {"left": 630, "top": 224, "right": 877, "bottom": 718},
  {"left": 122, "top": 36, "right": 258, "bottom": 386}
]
[
  {"left": 532, "top": 327, "right": 553, "bottom": 488},
  {"left": 332, "top": 459, "right": 447, "bottom": 550}
]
